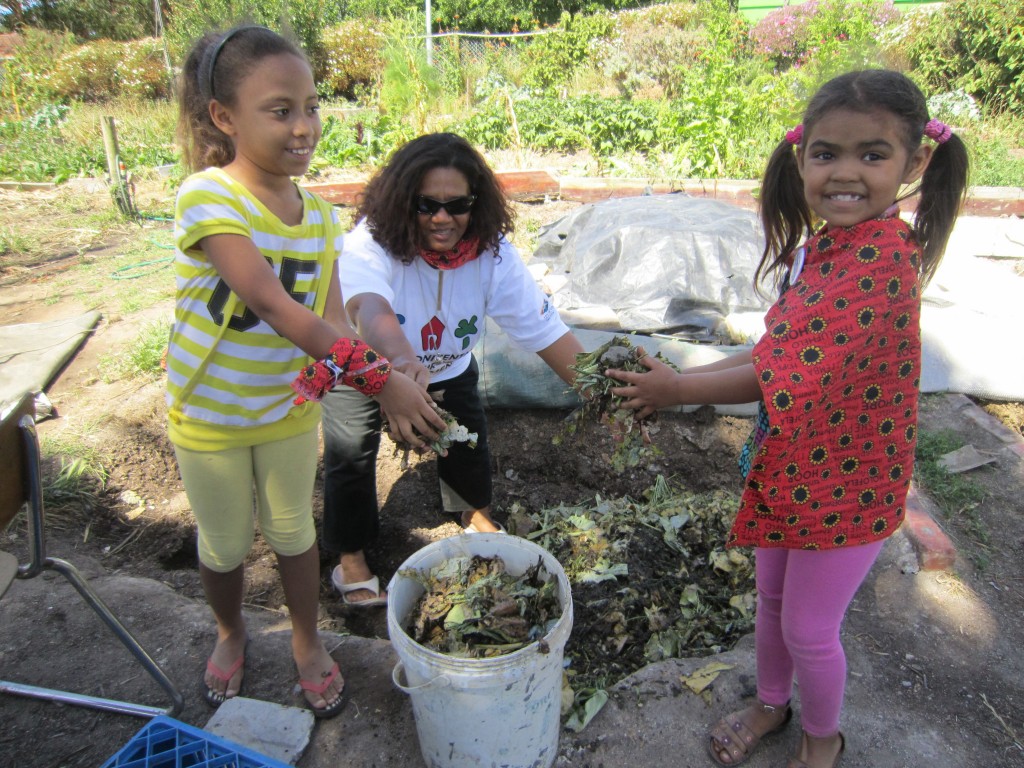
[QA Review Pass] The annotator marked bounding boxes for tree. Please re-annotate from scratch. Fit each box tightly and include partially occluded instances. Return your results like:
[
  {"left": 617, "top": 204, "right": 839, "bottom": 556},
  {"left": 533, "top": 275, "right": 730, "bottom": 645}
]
[{"left": 3, "top": 1, "right": 165, "bottom": 40}]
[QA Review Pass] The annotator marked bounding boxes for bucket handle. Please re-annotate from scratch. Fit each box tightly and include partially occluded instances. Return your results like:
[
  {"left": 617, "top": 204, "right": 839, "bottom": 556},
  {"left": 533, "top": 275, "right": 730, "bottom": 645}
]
[{"left": 392, "top": 661, "right": 452, "bottom": 694}]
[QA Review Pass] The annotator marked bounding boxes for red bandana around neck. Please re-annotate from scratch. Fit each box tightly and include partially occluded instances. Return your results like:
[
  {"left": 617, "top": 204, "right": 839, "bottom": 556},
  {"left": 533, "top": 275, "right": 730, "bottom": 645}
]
[{"left": 420, "top": 237, "right": 481, "bottom": 270}]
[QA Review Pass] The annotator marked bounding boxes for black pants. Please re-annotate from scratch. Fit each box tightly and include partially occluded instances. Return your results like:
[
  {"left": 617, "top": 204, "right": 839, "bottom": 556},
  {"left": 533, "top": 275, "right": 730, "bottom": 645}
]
[{"left": 320, "top": 357, "right": 492, "bottom": 555}]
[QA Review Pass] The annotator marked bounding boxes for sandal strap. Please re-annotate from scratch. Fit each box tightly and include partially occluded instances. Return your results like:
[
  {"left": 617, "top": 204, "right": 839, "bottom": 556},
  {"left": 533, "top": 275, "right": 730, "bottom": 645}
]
[{"left": 300, "top": 662, "right": 341, "bottom": 695}]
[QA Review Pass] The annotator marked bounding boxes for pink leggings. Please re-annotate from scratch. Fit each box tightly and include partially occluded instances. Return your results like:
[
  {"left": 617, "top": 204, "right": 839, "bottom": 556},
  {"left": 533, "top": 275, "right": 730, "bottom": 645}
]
[{"left": 754, "top": 541, "right": 884, "bottom": 737}]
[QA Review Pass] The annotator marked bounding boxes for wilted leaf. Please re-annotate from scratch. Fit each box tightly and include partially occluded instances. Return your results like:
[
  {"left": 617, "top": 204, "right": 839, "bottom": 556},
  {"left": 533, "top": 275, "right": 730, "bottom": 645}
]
[
  {"left": 680, "top": 661, "right": 735, "bottom": 695},
  {"left": 564, "top": 689, "right": 609, "bottom": 733}
]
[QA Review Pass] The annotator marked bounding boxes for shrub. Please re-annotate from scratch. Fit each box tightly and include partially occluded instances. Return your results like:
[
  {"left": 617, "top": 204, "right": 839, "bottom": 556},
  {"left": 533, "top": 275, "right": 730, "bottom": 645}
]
[
  {"left": 163, "top": 0, "right": 348, "bottom": 64},
  {"left": 314, "top": 110, "right": 414, "bottom": 171},
  {"left": 899, "top": 0, "right": 1024, "bottom": 115},
  {"left": 319, "top": 20, "right": 387, "bottom": 99},
  {"left": 0, "top": 28, "right": 76, "bottom": 119},
  {"left": 521, "top": 11, "right": 617, "bottom": 90},
  {"left": 750, "top": 0, "right": 901, "bottom": 72},
  {"left": 45, "top": 38, "right": 172, "bottom": 102}
]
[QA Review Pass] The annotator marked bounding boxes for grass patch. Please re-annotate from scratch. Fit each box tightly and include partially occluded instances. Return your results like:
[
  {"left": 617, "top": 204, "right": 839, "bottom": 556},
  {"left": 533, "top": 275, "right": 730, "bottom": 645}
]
[
  {"left": 914, "top": 428, "right": 989, "bottom": 551},
  {"left": 99, "top": 320, "right": 170, "bottom": 382},
  {"left": 38, "top": 433, "right": 109, "bottom": 523}
]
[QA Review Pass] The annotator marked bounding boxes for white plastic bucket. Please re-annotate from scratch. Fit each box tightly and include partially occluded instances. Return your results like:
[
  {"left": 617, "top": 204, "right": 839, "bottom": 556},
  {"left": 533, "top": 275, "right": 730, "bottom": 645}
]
[{"left": 387, "top": 533, "right": 573, "bottom": 768}]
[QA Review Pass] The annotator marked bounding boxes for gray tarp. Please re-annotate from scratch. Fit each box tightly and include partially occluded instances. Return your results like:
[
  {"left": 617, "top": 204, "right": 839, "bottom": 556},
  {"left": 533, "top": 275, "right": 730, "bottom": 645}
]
[
  {"left": 0, "top": 312, "right": 100, "bottom": 416},
  {"left": 533, "top": 194, "right": 768, "bottom": 340},
  {"left": 480, "top": 196, "right": 1024, "bottom": 406}
]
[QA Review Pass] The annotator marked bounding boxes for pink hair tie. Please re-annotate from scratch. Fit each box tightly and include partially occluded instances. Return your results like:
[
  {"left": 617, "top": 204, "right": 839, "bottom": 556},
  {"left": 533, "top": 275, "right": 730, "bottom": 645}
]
[
  {"left": 785, "top": 124, "right": 804, "bottom": 146},
  {"left": 924, "top": 118, "right": 952, "bottom": 144}
]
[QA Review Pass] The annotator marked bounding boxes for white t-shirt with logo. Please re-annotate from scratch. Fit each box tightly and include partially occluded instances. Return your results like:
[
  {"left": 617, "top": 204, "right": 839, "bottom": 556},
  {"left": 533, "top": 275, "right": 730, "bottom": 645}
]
[{"left": 340, "top": 221, "right": 569, "bottom": 384}]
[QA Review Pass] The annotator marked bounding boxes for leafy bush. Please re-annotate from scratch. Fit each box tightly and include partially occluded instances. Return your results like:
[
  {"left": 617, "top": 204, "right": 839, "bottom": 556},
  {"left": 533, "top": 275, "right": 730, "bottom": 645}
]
[
  {"left": 750, "top": 0, "right": 901, "bottom": 72},
  {"left": 522, "top": 11, "right": 616, "bottom": 90},
  {"left": 314, "top": 110, "right": 415, "bottom": 171},
  {"left": 46, "top": 38, "right": 173, "bottom": 102},
  {"left": 163, "top": 0, "right": 349, "bottom": 64},
  {"left": 319, "top": 19, "right": 387, "bottom": 98},
  {"left": 899, "top": 0, "right": 1024, "bottom": 115},
  {"left": 8, "top": 0, "right": 154, "bottom": 41},
  {"left": 0, "top": 28, "right": 76, "bottom": 119}
]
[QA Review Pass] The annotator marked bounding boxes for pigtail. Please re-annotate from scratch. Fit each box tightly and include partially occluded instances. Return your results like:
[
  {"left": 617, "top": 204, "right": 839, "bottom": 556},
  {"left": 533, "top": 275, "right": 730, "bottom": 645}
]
[
  {"left": 756, "top": 138, "right": 813, "bottom": 297},
  {"left": 913, "top": 131, "right": 969, "bottom": 286}
]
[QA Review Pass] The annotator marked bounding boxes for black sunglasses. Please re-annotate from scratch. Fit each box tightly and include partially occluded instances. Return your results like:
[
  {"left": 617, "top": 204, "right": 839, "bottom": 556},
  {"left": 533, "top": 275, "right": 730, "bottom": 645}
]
[{"left": 414, "top": 195, "right": 476, "bottom": 216}]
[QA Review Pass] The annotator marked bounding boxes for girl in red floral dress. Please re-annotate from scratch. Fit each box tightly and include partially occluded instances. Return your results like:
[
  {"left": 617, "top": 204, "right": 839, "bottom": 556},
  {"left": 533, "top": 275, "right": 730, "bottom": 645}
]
[{"left": 608, "top": 70, "right": 969, "bottom": 768}]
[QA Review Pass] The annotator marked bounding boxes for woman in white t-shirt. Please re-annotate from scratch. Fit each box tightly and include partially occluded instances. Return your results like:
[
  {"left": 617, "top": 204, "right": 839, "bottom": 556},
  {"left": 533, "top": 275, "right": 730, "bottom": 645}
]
[{"left": 321, "top": 132, "right": 583, "bottom": 606}]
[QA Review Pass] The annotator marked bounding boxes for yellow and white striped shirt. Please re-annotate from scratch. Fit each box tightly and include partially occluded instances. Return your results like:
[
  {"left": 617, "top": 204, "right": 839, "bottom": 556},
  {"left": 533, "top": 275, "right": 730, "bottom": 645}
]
[{"left": 166, "top": 168, "right": 342, "bottom": 451}]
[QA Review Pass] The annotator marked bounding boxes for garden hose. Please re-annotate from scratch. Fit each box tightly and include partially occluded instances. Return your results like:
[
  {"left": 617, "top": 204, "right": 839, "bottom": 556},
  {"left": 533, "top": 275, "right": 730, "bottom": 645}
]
[{"left": 110, "top": 238, "right": 174, "bottom": 279}]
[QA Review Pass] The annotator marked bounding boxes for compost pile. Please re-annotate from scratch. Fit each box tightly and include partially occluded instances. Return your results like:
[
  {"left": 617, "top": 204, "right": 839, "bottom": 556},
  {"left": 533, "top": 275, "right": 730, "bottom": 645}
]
[
  {"left": 557, "top": 336, "right": 679, "bottom": 472},
  {"left": 508, "top": 475, "right": 756, "bottom": 730},
  {"left": 403, "top": 554, "right": 562, "bottom": 659}
]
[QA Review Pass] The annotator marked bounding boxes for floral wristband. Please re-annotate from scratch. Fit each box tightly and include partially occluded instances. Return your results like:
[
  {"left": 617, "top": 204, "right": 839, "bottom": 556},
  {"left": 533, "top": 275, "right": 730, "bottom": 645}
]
[{"left": 291, "top": 338, "right": 392, "bottom": 404}]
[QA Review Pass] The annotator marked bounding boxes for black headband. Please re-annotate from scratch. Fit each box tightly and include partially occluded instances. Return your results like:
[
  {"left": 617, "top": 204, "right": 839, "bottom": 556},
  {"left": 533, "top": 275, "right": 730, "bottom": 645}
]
[{"left": 205, "top": 25, "right": 267, "bottom": 99}]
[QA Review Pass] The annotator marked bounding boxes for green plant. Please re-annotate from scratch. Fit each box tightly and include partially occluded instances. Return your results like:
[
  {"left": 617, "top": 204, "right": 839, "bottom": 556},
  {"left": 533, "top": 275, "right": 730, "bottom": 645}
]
[
  {"left": 99, "top": 320, "right": 171, "bottom": 383},
  {"left": 522, "top": 11, "right": 616, "bottom": 90},
  {"left": 46, "top": 38, "right": 173, "bottom": 102},
  {"left": 749, "top": 0, "right": 900, "bottom": 72},
  {"left": 163, "top": 0, "right": 350, "bottom": 64},
  {"left": 318, "top": 19, "right": 386, "bottom": 98},
  {"left": 378, "top": 17, "right": 444, "bottom": 134},
  {"left": 38, "top": 433, "right": 109, "bottom": 518},
  {"left": 900, "top": 0, "right": 1024, "bottom": 115},
  {"left": 914, "top": 429, "right": 988, "bottom": 547},
  {"left": 0, "top": 28, "right": 76, "bottom": 120},
  {"left": 0, "top": 97, "right": 177, "bottom": 183}
]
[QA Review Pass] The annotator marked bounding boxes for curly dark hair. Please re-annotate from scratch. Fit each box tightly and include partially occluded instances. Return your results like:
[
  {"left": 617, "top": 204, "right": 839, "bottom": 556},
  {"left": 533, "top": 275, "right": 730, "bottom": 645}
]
[{"left": 357, "top": 133, "right": 515, "bottom": 264}]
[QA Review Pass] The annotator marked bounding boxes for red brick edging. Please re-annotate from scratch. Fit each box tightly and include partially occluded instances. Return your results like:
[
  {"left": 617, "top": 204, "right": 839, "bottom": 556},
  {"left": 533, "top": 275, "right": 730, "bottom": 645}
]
[{"left": 305, "top": 171, "right": 1024, "bottom": 216}]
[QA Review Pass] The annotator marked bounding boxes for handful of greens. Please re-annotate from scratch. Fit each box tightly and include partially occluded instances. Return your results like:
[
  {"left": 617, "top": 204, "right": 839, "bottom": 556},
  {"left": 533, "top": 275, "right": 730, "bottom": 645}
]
[
  {"left": 387, "top": 401, "right": 477, "bottom": 468},
  {"left": 556, "top": 336, "right": 678, "bottom": 472}
]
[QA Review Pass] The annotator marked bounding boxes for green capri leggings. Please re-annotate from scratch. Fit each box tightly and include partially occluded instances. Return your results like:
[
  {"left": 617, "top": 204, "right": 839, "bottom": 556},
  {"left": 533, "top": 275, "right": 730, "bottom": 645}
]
[{"left": 173, "top": 428, "right": 319, "bottom": 572}]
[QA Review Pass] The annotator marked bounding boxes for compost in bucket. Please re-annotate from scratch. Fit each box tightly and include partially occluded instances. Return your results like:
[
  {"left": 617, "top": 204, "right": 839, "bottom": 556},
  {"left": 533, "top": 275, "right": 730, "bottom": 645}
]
[
  {"left": 402, "top": 552, "right": 562, "bottom": 658},
  {"left": 388, "top": 533, "right": 573, "bottom": 768}
]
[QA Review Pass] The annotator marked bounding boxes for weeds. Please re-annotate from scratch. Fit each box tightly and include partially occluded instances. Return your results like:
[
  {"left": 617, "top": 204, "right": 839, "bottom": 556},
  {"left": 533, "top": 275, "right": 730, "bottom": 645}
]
[
  {"left": 914, "top": 429, "right": 989, "bottom": 548},
  {"left": 98, "top": 320, "right": 170, "bottom": 383},
  {"left": 38, "top": 433, "right": 109, "bottom": 524}
]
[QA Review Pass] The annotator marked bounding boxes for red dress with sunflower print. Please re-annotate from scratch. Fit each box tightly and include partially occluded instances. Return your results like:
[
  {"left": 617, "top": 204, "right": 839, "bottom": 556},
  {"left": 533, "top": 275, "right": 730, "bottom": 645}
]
[{"left": 729, "top": 214, "right": 922, "bottom": 550}]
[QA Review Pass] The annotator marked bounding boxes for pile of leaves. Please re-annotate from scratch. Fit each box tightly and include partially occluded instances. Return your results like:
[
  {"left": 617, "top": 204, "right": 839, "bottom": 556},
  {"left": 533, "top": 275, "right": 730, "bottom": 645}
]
[
  {"left": 556, "top": 335, "right": 679, "bottom": 472},
  {"left": 401, "top": 554, "right": 563, "bottom": 659},
  {"left": 507, "top": 475, "right": 755, "bottom": 731}
]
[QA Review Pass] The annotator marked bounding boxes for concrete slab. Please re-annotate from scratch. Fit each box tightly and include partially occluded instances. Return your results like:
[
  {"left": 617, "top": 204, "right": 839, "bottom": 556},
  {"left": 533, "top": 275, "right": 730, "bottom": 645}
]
[{"left": 205, "top": 696, "right": 315, "bottom": 765}]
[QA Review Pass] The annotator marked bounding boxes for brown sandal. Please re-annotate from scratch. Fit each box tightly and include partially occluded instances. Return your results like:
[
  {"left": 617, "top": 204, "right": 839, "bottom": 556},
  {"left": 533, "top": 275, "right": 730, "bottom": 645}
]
[
  {"left": 786, "top": 731, "right": 845, "bottom": 768},
  {"left": 707, "top": 700, "right": 793, "bottom": 766}
]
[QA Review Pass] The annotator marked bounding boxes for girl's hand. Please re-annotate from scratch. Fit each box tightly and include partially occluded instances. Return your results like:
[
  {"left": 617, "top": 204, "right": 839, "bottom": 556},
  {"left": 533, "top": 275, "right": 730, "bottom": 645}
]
[
  {"left": 375, "top": 370, "right": 446, "bottom": 448},
  {"left": 393, "top": 358, "right": 431, "bottom": 389},
  {"left": 606, "top": 351, "right": 682, "bottom": 419}
]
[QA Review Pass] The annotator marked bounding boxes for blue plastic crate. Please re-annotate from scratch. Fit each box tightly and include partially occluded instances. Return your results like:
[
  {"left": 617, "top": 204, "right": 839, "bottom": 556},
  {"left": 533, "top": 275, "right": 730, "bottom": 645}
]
[{"left": 100, "top": 715, "right": 292, "bottom": 768}]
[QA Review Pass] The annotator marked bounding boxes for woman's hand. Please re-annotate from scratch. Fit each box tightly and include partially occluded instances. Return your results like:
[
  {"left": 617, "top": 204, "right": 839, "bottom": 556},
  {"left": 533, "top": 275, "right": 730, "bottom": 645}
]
[
  {"left": 606, "top": 350, "right": 682, "bottom": 419},
  {"left": 375, "top": 370, "right": 446, "bottom": 448}
]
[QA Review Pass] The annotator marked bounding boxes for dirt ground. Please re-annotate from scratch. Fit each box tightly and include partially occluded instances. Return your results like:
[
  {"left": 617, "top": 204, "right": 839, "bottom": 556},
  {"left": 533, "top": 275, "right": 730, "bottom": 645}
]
[{"left": 1, "top": 182, "right": 1023, "bottom": 767}]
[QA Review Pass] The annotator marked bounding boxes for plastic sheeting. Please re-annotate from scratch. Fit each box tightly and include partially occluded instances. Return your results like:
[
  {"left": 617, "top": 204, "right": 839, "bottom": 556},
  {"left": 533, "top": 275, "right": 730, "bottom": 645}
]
[
  {"left": 514, "top": 199, "right": 1024, "bottom": 404},
  {"left": 532, "top": 195, "right": 769, "bottom": 341},
  {"left": 0, "top": 312, "right": 100, "bottom": 415}
]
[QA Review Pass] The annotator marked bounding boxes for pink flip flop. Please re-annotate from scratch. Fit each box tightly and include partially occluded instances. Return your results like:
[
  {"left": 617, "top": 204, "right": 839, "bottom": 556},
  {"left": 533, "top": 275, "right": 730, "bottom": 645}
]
[
  {"left": 203, "top": 651, "right": 245, "bottom": 708},
  {"left": 299, "top": 661, "right": 346, "bottom": 719}
]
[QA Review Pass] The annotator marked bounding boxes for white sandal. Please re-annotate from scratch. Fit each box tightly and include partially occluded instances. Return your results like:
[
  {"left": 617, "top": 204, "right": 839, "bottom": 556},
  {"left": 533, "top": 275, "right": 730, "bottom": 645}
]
[
  {"left": 331, "top": 566, "right": 387, "bottom": 608},
  {"left": 463, "top": 521, "right": 507, "bottom": 534}
]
